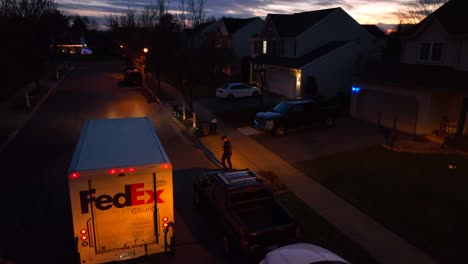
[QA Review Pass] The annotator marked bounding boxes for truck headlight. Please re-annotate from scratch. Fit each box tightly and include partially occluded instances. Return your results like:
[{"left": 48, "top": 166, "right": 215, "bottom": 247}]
[{"left": 265, "top": 120, "right": 274, "bottom": 129}]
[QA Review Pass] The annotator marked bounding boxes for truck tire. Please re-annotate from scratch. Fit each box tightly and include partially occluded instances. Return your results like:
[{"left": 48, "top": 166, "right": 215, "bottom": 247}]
[
  {"left": 273, "top": 126, "right": 286, "bottom": 136},
  {"left": 324, "top": 117, "right": 335, "bottom": 127},
  {"left": 193, "top": 191, "right": 202, "bottom": 207},
  {"left": 223, "top": 235, "right": 234, "bottom": 256}
]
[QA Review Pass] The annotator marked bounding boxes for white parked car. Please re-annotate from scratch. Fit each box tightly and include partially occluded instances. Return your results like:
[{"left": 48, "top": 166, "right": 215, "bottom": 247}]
[
  {"left": 259, "top": 243, "right": 350, "bottom": 264},
  {"left": 216, "top": 82, "right": 261, "bottom": 99}
]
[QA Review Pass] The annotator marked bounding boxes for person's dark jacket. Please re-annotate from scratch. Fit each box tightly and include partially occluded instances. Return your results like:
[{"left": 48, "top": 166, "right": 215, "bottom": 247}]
[{"left": 223, "top": 140, "right": 232, "bottom": 155}]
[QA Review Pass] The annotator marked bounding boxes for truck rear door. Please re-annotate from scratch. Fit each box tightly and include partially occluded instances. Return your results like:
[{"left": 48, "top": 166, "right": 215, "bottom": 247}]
[{"left": 87, "top": 171, "right": 160, "bottom": 252}]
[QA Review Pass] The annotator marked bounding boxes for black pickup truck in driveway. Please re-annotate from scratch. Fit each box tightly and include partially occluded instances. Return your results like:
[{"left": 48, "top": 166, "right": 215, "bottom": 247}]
[
  {"left": 253, "top": 99, "right": 340, "bottom": 136},
  {"left": 193, "top": 169, "right": 298, "bottom": 257}
]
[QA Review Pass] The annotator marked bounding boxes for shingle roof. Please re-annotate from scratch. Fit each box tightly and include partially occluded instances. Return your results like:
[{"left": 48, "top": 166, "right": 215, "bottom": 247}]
[
  {"left": 362, "top": 25, "right": 387, "bottom": 39},
  {"left": 408, "top": 0, "right": 468, "bottom": 37},
  {"left": 253, "top": 41, "right": 349, "bottom": 68},
  {"left": 221, "top": 17, "right": 261, "bottom": 34},
  {"left": 268, "top": 8, "right": 339, "bottom": 38},
  {"left": 355, "top": 58, "right": 468, "bottom": 93}
]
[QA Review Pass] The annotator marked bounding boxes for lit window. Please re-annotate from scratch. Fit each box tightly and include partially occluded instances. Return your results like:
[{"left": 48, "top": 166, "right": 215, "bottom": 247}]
[{"left": 263, "top": 40, "right": 267, "bottom": 54}]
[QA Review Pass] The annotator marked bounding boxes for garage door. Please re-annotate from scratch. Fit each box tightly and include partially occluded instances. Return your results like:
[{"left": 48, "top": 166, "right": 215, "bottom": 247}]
[
  {"left": 356, "top": 90, "right": 418, "bottom": 134},
  {"left": 266, "top": 67, "right": 296, "bottom": 98}
]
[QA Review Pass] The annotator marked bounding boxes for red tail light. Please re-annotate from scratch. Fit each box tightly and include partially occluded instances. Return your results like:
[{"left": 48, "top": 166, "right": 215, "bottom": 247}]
[
  {"left": 109, "top": 169, "right": 116, "bottom": 174},
  {"left": 129, "top": 168, "right": 135, "bottom": 172},
  {"left": 162, "top": 163, "right": 171, "bottom": 169},
  {"left": 70, "top": 172, "right": 79, "bottom": 179}
]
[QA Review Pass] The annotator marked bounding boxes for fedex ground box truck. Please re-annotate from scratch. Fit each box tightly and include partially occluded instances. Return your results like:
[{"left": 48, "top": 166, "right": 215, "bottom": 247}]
[{"left": 68, "top": 117, "right": 175, "bottom": 263}]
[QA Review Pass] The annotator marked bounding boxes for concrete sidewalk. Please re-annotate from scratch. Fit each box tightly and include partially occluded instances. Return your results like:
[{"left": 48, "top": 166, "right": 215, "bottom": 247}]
[{"left": 149, "top": 79, "right": 438, "bottom": 264}]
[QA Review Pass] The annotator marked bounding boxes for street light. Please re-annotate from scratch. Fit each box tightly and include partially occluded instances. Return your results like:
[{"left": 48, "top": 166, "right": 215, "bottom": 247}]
[{"left": 143, "top": 48, "right": 149, "bottom": 81}]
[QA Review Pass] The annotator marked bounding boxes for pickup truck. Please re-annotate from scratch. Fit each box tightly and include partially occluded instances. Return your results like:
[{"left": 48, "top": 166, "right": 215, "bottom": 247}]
[
  {"left": 193, "top": 169, "right": 298, "bottom": 257},
  {"left": 253, "top": 99, "right": 340, "bottom": 136}
]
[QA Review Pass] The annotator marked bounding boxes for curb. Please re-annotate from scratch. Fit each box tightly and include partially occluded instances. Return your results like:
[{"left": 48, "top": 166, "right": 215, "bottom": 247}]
[
  {"left": 0, "top": 66, "right": 73, "bottom": 154},
  {"left": 142, "top": 81, "right": 223, "bottom": 168}
]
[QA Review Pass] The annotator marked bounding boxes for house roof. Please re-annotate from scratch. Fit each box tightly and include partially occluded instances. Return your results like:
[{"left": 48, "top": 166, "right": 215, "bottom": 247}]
[
  {"left": 355, "top": 57, "right": 468, "bottom": 93},
  {"left": 221, "top": 17, "right": 261, "bottom": 34},
  {"left": 268, "top": 8, "right": 339, "bottom": 38},
  {"left": 362, "top": 25, "right": 387, "bottom": 39},
  {"left": 252, "top": 41, "right": 349, "bottom": 69},
  {"left": 407, "top": 0, "right": 468, "bottom": 37}
]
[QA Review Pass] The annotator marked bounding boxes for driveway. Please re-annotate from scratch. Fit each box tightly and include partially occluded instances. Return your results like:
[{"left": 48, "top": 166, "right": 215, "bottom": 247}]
[
  {"left": 249, "top": 118, "right": 385, "bottom": 163},
  {"left": 195, "top": 92, "right": 385, "bottom": 163}
]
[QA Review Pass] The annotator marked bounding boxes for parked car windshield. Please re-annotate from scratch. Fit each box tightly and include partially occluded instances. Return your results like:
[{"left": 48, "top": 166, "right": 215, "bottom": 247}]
[
  {"left": 273, "top": 102, "right": 292, "bottom": 114},
  {"left": 220, "top": 84, "right": 231, "bottom": 89}
]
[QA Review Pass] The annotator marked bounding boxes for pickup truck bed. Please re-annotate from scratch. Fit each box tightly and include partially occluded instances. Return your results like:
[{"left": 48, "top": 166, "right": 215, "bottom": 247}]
[{"left": 232, "top": 198, "right": 293, "bottom": 231}]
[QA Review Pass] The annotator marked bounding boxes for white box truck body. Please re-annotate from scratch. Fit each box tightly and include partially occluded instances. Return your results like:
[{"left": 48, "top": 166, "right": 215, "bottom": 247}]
[{"left": 68, "top": 117, "right": 174, "bottom": 263}]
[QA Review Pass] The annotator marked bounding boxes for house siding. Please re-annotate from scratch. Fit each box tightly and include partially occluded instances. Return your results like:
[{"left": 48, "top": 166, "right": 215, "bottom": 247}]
[
  {"left": 301, "top": 42, "right": 359, "bottom": 98},
  {"left": 231, "top": 19, "right": 264, "bottom": 75},
  {"left": 296, "top": 9, "right": 374, "bottom": 58},
  {"left": 401, "top": 19, "right": 461, "bottom": 67},
  {"left": 458, "top": 39, "right": 468, "bottom": 71}
]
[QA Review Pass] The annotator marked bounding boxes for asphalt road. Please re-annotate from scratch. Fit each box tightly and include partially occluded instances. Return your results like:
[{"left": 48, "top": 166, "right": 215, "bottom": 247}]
[{"left": 0, "top": 60, "right": 245, "bottom": 264}]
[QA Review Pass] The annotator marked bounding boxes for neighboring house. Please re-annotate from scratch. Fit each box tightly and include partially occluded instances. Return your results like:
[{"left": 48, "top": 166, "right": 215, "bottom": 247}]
[
  {"left": 217, "top": 17, "right": 264, "bottom": 79},
  {"left": 351, "top": 0, "right": 468, "bottom": 138},
  {"left": 251, "top": 8, "right": 375, "bottom": 99},
  {"left": 186, "top": 21, "right": 218, "bottom": 50},
  {"left": 362, "top": 25, "right": 388, "bottom": 59}
]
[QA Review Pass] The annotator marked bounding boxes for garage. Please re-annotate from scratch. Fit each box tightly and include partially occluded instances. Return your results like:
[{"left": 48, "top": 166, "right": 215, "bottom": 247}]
[
  {"left": 266, "top": 67, "right": 296, "bottom": 98},
  {"left": 356, "top": 90, "right": 419, "bottom": 134}
]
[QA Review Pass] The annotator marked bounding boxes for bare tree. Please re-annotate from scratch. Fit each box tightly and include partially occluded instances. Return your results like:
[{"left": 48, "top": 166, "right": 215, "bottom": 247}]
[
  {"left": 398, "top": 0, "right": 448, "bottom": 24},
  {"left": 188, "top": 0, "right": 206, "bottom": 28},
  {"left": 177, "top": 0, "right": 188, "bottom": 29}
]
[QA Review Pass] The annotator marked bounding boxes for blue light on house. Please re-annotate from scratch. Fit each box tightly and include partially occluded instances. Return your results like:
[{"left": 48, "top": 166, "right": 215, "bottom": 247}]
[{"left": 351, "top": 86, "right": 361, "bottom": 94}]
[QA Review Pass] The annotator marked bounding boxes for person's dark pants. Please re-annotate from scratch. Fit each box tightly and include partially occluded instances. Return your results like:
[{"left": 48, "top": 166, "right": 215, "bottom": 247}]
[{"left": 222, "top": 152, "right": 232, "bottom": 169}]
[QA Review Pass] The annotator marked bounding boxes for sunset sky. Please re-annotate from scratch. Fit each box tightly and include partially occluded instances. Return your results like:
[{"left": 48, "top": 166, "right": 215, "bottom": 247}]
[{"left": 55, "top": 0, "right": 405, "bottom": 30}]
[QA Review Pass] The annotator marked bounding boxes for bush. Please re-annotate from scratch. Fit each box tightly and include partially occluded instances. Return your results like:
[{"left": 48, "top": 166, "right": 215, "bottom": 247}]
[{"left": 257, "top": 170, "right": 287, "bottom": 192}]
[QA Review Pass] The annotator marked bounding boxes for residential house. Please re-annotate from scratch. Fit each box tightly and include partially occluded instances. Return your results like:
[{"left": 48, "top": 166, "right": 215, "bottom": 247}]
[
  {"left": 362, "top": 25, "right": 388, "bottom": 59},
  {"left": 351, "top": 0, "right": 468, "bottom": 138},
  {"left": 186, "top": 21, "right": 218, "bottom": 50},
  {"left": 251, "top": 8, "right": 375, "bottom": 99},
  {"left": 217, "top": 17, "right": 264, "bottom": 80}
]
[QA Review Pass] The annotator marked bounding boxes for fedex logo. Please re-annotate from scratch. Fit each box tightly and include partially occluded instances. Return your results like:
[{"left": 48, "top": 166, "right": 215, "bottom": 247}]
[{"left": 79, "top": 183, "right": 164, "bottom": 214}]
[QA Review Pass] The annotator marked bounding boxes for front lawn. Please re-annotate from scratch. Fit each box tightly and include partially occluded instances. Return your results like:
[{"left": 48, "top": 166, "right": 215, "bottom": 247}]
[
  {"left": 277, "top": 192, "right": 378, "bottom": 264},
  {"left": 294, "top": 145, "right": 468, "bottom": 263}
]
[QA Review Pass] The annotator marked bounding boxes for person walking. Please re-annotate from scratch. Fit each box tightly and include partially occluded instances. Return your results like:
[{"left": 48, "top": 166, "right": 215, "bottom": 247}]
[{"left": 221, "top": 135, "right": 232, "bottom": 169}]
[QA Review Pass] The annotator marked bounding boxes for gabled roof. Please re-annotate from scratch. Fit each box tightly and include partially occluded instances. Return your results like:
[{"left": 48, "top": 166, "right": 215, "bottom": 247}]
[
  {"left": 268, "top": 8, "right": 339, "bottom": 38},
  {"left": 253, "top": 41, "right": 349, "bottom": 68},
  {"left": 407, "top": 0, "right": 468, "bottom": 37},
  {"left": 362, "top": 25, "right": 387, "bottom": 39},
  {"left": 221, "top": 17, "right": 262, "bottom": 34},
  {"left": 355, "top": 57, "right": 468, "bottom": 93}
]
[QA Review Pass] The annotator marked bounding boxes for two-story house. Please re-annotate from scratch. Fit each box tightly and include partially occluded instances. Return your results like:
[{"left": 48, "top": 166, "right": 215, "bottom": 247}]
[
  {"left": 217, "top": 17, "right": 264, "bottom": 80},
  {"left": 351, "top": 0, "right": 468, "bottom": 139},
  {"left": 250, "top": 8, "right": 375, "bottom": 99}
]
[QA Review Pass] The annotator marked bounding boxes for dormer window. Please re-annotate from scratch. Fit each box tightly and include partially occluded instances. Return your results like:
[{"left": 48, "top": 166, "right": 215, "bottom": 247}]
[{"left": 419, "top": 41, "right": 444, "bottom": 61}]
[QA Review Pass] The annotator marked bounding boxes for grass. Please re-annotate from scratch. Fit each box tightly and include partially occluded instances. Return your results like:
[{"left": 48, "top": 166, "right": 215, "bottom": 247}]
[
  {"left": 276, "top": 192, "right": 378, "bottom": 264},
  {"left": 294, "top": 145, "right": 468, "bottom": 263}
]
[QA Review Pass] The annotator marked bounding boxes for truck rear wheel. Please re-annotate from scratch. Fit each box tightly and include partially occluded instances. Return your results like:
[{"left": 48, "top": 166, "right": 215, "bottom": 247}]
[
  {"left": 223, "top": 235, "right": 234, "bottom": 256},
  {"left": 273, "top": 126, "right": 286, "bottom": 136},
  {"left": 324, "top": 117, "right": 335, "bottom": 127}
]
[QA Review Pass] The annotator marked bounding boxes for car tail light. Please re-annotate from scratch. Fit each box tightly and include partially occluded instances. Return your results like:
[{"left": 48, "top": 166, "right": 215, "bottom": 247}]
[
  {"left": 162, "top": 163, "right": 171, "bottom": 169},
  {"left": 70, "top": 172, "right": 79, "bottom": 179}
]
